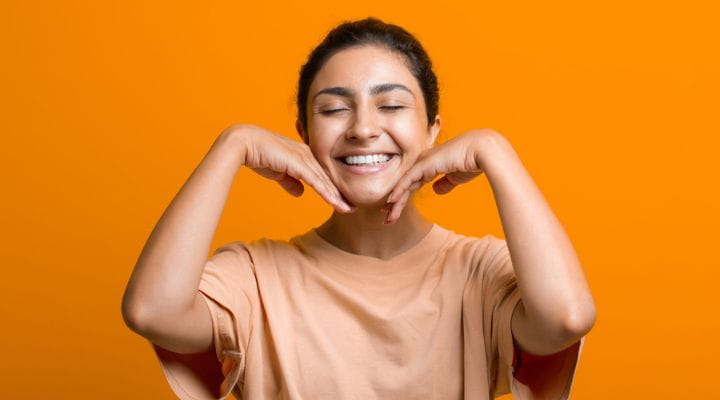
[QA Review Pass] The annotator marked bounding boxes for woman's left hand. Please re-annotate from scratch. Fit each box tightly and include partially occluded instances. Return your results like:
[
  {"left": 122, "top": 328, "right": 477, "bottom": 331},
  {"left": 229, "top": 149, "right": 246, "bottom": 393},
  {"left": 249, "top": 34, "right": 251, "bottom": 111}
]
[{"left": 384, "top": 128, "right": 502, "bottom": 224}]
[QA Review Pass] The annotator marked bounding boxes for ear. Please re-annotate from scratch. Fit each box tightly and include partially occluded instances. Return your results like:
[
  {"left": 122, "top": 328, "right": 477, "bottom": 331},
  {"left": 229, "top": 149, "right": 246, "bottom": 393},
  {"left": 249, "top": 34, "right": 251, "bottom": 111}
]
[
  {"left": 427, "top": 115, "right": 441, "bottom": 147},
  {"left": 295, "top": 119, "right": 309, "bottom": 144}
]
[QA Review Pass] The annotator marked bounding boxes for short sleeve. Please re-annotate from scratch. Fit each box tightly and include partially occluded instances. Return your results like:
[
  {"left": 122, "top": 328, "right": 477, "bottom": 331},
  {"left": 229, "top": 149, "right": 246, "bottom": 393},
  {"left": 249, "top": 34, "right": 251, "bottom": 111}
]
[
  {"left": 481, "top": 236, "right": 585, "bottom": 399},
  {"left": 149, "top": 242, "right": 258, "bottom": 400}
]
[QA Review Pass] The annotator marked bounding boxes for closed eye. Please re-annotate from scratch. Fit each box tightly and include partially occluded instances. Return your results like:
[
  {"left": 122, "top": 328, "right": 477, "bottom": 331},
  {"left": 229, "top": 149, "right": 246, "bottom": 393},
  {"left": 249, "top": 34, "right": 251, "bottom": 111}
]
[
  {"left": 381, "top": 106, "right": 405, "bottom": 111},
  {"left": 319, "top": 109, "right": 347, "bottom": 115},
  {"left": 320, "top": 106, "right": 405, "bottom": 115}
]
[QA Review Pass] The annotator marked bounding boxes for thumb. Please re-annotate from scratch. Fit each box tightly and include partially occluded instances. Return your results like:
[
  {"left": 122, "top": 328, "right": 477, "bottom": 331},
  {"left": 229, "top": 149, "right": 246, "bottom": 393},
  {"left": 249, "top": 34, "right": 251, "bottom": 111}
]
[
  {"left": 432, "top": 171, "right": 482, "bottom": 194},
  {"left": 432, "top": 176, "right": 456, "bottom": 194},
  {"left": 276, "top": 174, "right": 305, "bottom": 197},
  {"left": 250, "top": 167, "right": 305, "bottom": 197}
]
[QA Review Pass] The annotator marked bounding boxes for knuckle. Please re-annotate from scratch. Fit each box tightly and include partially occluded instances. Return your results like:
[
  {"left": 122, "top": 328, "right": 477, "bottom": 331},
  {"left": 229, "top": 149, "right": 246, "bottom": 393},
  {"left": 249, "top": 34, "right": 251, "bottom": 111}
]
[
  {"left": 284, "top": 163, "right": 298, "bottom": 177},
  {"left": 299, "top": 149, "right": 316, "bottom": 165},
  {"left": 225, "top": 123, "right": 250, "bottom": 133},
  {"left": 470, "top": 128, "right": 506, "bottom": 144},
  {"left": 423, "top": 169, "right": 434, "bottom": 181},
  {"left": 298, "top": 144, "right": 314, "bottom": 157},
  {"left": 296, "top": 154, "right": 313, "bottom": 170}
]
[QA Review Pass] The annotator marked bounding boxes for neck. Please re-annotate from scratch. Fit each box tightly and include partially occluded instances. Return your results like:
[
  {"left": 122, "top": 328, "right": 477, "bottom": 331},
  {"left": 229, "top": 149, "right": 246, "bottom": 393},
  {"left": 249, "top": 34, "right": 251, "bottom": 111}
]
[{"left": 315, "top": 197, "right": 433, "bottom": 260}]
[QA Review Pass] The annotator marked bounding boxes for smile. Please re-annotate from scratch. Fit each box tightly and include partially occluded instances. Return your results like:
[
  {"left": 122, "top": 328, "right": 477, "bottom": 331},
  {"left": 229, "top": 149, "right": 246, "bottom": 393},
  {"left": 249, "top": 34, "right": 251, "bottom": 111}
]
[{"left": 334, "top": 154, "right": 399, "bottom": 175}]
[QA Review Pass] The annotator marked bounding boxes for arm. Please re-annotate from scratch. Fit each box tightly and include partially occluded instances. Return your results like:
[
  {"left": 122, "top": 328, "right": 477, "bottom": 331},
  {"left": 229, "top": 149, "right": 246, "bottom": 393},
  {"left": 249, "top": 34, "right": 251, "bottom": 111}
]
[
  {"left": 121, "top": 127, "right": 248, "bottom": 354},
  {"left": 384, "top": 128, "right": 595, "bottom": 355},
  {"left": 478, "top": 131, "right": 596, "bottom": 356},
  {"left": 121, "top": 123, "right": 351, "bottom": 354}
]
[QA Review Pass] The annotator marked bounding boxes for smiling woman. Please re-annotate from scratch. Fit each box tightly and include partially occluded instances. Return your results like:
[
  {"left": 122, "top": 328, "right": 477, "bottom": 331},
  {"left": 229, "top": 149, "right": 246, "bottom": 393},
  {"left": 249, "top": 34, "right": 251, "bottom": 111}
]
[
  {"left": 122, "top": 16, "right": 594, "bottom": 400},
  {"left": 302, "top": 43, "right": 440, "bottom": 213}
]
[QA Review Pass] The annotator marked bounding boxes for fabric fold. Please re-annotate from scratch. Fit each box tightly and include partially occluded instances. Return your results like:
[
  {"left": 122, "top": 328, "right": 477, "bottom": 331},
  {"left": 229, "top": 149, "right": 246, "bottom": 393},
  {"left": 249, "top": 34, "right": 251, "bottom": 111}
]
[
  {"left": 508, "top": 337, "right": 585, "bottom": 399},
  {"left": 148, "top": 291, "right": 245, "bottom": 400},
  {"left": 145, "top": 225, "right": 587, "bottom": 399}
]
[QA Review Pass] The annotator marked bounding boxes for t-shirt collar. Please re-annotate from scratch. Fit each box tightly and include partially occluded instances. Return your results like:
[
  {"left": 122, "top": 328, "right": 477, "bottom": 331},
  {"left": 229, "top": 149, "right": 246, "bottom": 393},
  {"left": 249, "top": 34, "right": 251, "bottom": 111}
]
[{"left": 292, "top": 223, "right": 452, "bottom": 275}]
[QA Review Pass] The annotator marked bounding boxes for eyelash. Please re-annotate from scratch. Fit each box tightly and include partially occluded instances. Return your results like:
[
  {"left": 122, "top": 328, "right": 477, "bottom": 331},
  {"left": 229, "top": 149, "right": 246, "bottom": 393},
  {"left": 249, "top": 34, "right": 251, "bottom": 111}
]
[{"left": 320, "top": 106, "right": 405, "bottom": 115}]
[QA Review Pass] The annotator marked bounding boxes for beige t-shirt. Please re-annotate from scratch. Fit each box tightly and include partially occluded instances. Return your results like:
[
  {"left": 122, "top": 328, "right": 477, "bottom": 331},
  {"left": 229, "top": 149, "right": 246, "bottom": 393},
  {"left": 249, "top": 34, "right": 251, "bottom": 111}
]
[{"left": 149, "top": 223, "right": 585, "bottom": 399}]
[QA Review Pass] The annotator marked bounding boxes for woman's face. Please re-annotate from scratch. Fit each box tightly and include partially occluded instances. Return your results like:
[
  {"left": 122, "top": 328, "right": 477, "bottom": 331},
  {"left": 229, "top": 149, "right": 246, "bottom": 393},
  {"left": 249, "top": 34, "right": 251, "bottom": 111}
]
[{"left": 299, "top": 44, "right": 441, "bottom": 208}]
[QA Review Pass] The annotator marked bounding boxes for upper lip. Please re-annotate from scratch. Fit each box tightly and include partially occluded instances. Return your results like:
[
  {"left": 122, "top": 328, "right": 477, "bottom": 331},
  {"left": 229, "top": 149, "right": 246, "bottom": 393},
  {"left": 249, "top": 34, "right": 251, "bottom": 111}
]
[{"left": 335, "top": 150, "right": 399, "bottom": 158}]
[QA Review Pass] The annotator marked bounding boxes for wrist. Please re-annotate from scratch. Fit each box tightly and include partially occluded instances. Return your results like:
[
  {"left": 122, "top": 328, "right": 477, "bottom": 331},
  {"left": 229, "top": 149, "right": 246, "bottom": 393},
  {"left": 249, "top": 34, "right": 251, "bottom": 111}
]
[
  {"left": 472, "top": 129, "right": 515, "bottom": 175},
  {"left": 214, "top": 124, "right": 252, "bottom": 170}
]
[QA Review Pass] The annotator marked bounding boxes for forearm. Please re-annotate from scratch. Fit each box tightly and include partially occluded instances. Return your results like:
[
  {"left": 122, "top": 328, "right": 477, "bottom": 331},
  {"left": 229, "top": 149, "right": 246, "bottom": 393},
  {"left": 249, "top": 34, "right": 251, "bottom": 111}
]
[
  {"left": 478, "top": 133, "right": 596, "bottom": 345},
  {"left": 122, "top": 127, "right": 248, "bottom": 329}
]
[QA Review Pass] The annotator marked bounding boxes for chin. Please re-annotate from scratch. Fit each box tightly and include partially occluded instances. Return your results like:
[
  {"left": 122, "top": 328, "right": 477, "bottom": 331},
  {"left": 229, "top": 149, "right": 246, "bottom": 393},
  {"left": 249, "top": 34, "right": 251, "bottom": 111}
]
[{"left": 339, "top": 185, "right": 391, "bottom": 208}]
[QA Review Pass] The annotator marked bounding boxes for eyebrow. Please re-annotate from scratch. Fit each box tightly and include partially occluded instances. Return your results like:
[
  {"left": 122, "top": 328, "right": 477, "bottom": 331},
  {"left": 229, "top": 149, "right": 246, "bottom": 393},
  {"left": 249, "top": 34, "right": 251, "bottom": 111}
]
[{"left": 311, "top": 83, "right": 414, "bottom": 102}]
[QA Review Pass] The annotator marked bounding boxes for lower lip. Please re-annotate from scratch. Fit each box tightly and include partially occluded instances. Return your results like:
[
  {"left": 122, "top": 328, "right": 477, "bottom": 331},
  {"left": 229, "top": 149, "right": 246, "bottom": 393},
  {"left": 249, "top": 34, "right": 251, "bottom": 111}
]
[{"left": 336, "top": 155, "right": 399, "bottom": 175}]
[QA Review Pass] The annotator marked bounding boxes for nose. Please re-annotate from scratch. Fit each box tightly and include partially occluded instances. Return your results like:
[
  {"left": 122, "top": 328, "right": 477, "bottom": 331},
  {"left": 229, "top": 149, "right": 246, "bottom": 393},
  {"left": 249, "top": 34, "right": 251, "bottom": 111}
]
[{"left": 345, "top": 106, "right": 380, "bottom": 142}]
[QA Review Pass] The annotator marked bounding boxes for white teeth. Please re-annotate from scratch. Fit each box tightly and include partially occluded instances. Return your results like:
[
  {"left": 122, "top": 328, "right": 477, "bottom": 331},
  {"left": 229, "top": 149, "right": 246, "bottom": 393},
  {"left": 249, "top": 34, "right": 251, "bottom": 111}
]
[{"left": 344, "top": 154, "right": 392, "bottom": 165}]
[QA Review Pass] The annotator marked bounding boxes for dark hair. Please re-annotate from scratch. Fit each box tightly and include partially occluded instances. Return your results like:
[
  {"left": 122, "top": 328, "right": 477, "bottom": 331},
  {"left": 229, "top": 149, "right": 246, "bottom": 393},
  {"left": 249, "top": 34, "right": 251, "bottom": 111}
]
[{"left": 296, "top": 17, "right": 439, "bottom": 141}]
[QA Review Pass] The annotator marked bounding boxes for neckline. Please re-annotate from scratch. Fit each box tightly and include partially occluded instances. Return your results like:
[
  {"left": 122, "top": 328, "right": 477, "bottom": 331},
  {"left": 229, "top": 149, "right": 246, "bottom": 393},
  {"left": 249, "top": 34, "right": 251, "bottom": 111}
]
[{"left": 293, "top": 223, "right": 452, "bottom": 275}]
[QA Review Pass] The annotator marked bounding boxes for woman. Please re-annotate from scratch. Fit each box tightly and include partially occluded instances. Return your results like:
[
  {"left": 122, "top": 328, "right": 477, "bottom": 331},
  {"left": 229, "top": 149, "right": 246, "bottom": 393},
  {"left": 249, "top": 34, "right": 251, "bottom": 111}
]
[{"left": 122, "top": 17, "right": 596, "bottom": 399}]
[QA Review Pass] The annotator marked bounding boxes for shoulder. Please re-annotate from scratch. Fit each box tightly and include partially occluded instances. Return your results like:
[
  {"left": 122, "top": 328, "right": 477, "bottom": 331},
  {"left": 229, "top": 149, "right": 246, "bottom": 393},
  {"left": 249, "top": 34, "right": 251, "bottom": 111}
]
[
  {"left": 440, "top": 227, "right": 507, "bottom": 266},
  {"left": 212, "top": 236, "right": 306, "bottom": 265}
]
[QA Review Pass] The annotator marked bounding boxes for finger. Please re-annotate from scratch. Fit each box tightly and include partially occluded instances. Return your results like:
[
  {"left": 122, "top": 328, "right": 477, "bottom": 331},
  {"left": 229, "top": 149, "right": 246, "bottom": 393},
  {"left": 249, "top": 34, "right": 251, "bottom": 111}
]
[
  {"left": 254, "top": 166, "right": 309, "bottom": 198},
  {"left": 300, "top": 156, "right": 356, "bottom": 212},
  {"left": 390, "top": 180, "right": 423, "bottom": 209},
  {"left": 302, "top": 154, "right": 351, "bottom": 210},
  {"left": 297, "top": 157, "right": 333, "bottom": 200},
  {"left": 287, "top": 160, "right": 353, "bottom": 213},
  {"left": 388, "top": 166, "right": 421, "bottom": 204},
  {"left": 388, "top": 162, "right": 438, "bottom": 203},
  {"left": 386, "top": 181, "right": 421, "bottom": 223},
  {"left": 250, "top": 167, "right": 305, "bottom": 197},
  {"left": 276, "top": 174, "right": 305, "bottom": 197},
  {"left": 386, "top": 172, "right": 435, "bottom": 223},
  {"left": 432, "top": 176, "right": 456, "bottom": 195},
  {"left": 386, "top": 188, "right": 413, "bottom": 224},
  {"left": 385, "top": 189, "right": 413, "bottom": 224},
  {"left": 407, "top": 180, "right": 425, "bottom": 193},
  {"left": 433, "top": 171, "right": 483, "bottom": 194}
]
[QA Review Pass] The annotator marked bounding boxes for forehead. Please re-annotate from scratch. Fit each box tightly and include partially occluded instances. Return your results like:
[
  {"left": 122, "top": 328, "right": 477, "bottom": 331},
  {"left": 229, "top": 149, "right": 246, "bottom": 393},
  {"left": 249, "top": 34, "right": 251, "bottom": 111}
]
[{"left": 308, "top": 45, "right": 420, "bottom": 99}]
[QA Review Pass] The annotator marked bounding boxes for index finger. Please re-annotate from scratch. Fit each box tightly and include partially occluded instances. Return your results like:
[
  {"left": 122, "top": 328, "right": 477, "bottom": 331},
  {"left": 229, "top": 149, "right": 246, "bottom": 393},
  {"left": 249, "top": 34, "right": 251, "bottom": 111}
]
[
  {"left": 289, "top": 157, "right": 353, "bottom": 213},
  {"left": 388, "top": 161, "right": 439, "bottom": 204}
]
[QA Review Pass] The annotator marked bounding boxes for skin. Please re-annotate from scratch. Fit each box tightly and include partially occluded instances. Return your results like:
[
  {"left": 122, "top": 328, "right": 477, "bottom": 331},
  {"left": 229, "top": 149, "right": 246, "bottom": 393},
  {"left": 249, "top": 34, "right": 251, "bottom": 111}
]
[
  {"left": 121, "top": 43, "right": 595, "bottom": 366},
  {"left": 298, "top": 44, "right": 596, "bottom": 355},
  {"left": 298, "top": 44, "right": 441, "bottom": 259},
  {"left": 385, "top": 128, "right": 597, "bottom": 355}
]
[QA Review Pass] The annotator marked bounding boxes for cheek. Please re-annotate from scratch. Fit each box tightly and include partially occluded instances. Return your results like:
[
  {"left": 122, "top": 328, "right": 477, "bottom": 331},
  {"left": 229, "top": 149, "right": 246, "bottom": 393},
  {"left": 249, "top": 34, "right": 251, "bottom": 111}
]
[
  {"left": 310, "top": 116, "right": 347, "bottom": 134},
  {"left": 309, "top": 118, "right": 343, "bottom": 141},
  {"left": 387, "top": 110, "right": 427, "bottom": 134},
  {"left": 308, "top": 131, "right": 337, "bottom": 164},
  {"left": 390, "top": 123, "right": 429, "bottom": 155}
]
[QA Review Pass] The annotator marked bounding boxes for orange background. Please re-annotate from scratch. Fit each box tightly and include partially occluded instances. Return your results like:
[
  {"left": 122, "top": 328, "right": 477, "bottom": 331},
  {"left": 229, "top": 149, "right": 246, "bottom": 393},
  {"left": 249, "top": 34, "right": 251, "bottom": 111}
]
[{"left": 2, "top": 1, "right": 718, "bottom": 398}]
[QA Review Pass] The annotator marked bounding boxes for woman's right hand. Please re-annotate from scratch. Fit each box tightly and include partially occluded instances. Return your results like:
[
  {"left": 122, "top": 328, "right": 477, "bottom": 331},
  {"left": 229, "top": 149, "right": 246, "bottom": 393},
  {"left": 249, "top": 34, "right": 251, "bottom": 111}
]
[{"left": 226, "top": 124, "right": 355, "bottom": 213}]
